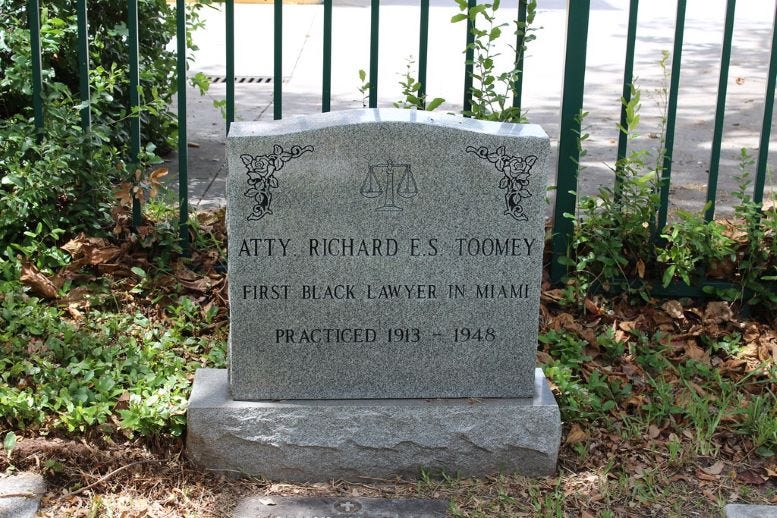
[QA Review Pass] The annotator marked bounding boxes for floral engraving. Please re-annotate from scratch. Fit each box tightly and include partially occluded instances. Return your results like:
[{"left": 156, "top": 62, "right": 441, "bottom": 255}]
[
  {"left": 241, "top": 144, "right": 314, "bottom": 220},
  {"left": 466, "top": 145, "right": 537, "bottom": 222}
]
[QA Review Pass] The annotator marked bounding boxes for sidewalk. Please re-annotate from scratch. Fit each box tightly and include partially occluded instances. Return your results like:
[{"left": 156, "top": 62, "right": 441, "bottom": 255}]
[{"left": 169, "top": 0, "right": 776, "bottom": 214}]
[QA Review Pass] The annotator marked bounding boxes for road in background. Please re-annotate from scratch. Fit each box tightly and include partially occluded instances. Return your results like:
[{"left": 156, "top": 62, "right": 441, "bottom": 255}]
[{"left": 170, "top": 0, "right": 776, "bottom": 215}]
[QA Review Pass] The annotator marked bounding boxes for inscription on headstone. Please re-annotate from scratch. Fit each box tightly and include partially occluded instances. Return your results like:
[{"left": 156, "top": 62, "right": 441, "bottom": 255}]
[{"left": 226, "top": 109, "right": 549, "bottom": 400}]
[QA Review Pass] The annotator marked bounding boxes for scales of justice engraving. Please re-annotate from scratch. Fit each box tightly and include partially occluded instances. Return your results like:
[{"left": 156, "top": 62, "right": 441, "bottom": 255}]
[
  {"left": 466, "top": 145, "right": 537, "bottom": 222},
  {"left": 360, "top": 160, "right": 418, "bottom": 212},
  {"left": 241, "top": 144, "right": 314, "bottom": 221}
]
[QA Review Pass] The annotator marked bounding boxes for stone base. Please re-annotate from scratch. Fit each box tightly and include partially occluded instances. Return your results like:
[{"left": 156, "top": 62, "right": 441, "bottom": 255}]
[
  {"left": 186, "top": 368, "right": 561, "bottom": 482},
  {"left": 726, "top": 504, "right": 777, "bottom": 518}
]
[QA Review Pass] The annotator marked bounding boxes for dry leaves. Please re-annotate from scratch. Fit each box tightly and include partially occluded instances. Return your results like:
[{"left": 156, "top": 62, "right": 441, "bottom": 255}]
[
  {"left": 565, "top": 424, "right": 588, "bottom": 445},
  {"left": 20, "top": 262, "right": 58, "bottom": 299}
]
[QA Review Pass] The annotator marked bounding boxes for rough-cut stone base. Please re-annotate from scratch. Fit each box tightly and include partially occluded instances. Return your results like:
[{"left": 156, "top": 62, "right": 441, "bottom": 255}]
[
  {"left": 726, "top": 504, "right": 777, "bottom": 518},
  {"left": 186, "top": 368, "right": 560, "bottom": 482}
]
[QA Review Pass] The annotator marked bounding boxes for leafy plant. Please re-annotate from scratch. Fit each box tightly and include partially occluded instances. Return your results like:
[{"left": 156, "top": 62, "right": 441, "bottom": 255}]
[
  {"left": 558, "top": 82, "right": 660, "bottom": 303},
  {"left": 357, "top": 69, "right": 371, "bottom": 108},
  {"left": 452, "top": 0, "right": 537, "bottom": 122},
  {"left": 393, "top": 57, "right": 444, "bottom": 111},
  {"left": 0, "top": 280, "right": 226, "bottom": 436},
  {"left": 3, "top": 431, "right": 16, "bottom": 459},
  {"left": 658, "top": 208, "right": 736, "bottom": 287},
  {"left": 539, "top": 330, "right": 623, "bottom": 422},
  {"left": 727, "top": 148, "right": 777, "bottom": 313}
]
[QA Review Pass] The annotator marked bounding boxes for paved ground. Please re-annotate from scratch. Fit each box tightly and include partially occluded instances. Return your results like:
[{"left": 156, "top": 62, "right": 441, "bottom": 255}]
[{"left": 167, "top": 0, "right": 777, "bottom": 216}]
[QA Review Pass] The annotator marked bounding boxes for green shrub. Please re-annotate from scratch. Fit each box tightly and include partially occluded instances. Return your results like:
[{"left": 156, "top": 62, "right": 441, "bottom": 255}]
[
  {"left": 0, "top": 0, "right": 210, "bottom": 153},
  {"left": 0, "top": 112, "right": 117, "bottom": 269},
  {"left": 0, "top": 1, "right": 213, "bottom": 267}
]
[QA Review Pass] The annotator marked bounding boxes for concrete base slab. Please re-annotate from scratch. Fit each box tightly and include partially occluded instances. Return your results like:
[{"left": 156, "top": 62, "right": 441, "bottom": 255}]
[
  {"left": 233, "top": 496, "right": 448, "bottom": 518},
  {"left": 726, "top": 504, "right": 777, "bottom": 518},
  {"left": 186, "top": 368, "right": 560, "bottom": 482}
]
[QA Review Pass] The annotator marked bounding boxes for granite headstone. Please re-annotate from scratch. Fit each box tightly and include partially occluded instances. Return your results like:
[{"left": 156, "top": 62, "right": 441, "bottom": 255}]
[
  {"left": 187, "top": 109, "right": 561, "bottom": 481},
  {"left": 226, "top": 109, "right": 548, "bottom": 400}
]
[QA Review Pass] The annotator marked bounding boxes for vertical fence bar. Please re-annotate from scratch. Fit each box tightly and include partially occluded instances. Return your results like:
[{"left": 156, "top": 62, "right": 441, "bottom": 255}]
[
  {"left": 176, "top": 0, "right": 189, "bottom": 251},
  {"left": 274, "top": 0, "right": 283, "bottom": 119},
  {"left": 656, "top": 0, "right": 687, "bottom": 231},
  {"left": 615, "top": 0, "right": 639, "bottom": 198},
  {"left": 550, "top": 0, "right": 591, "bottom": 283},
  {"left": 369, "top": 0, "right": 379, "bottom": 108},
  {"left": 754, "top": 2, "right": 777, "bottom": 205},
  {"left": 128, "top": 0, "right": 141, "bottom": 227},
  {"left": 27, "top": 0, "right": 44, "bottom": 132},
  {"left": 705, "top": 0, "right": 736, "bottom": 221},
  {"left": 418, "top": 0, "right": 429, "bottom": 108},
  {"left": 76, "top": 0, "right": 91, "bottom": 131},
  {"left": 226, "top": 0, "right": 235, "bottom": 133},
  {"left": 512, "top": 0, "right": 528, "bottom": 112},
  {"left": 463, "top": 0, "right": 476, "bottom": 115},
  {"left": 322, "top": 0, "right": 332, "bottom": 112}
]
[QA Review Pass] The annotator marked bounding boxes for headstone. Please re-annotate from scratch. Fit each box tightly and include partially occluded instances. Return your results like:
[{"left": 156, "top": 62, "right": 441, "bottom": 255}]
[
  {"left": 0, "top": 472, "right": 46, "bottom": 518},
  {"left": 233, "top": 496, "right": 448, "bottom": 518},
  {"left": 187, "top": 109, "right": 561, "bottom": 481}
]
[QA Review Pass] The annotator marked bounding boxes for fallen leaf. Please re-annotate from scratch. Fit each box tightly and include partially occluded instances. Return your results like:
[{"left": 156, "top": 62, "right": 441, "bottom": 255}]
[
  {"left": 704, "top": 301, "right": 732, "bottom": 324},
  {"left": 115, "top": 391, "right": 131, "bottom": 411},
  {"left": 648, "top": 425, "right": 661, "bottom": 439},
  {"left": 701, "top": 461, "right": 725, "bottom": 476},
  {"left": 619, "top": 320, "right": 636, "bottom": 332},
  {"left": 89, "top": 246, "right": 122, "bottom": 265},
  {"left": 114, "top": 182, "right": 134, "bottom": 207},
  {"left": 737, "top": 469, "right": 767, "bottom": 485},
  {"left": 636, "top": 258, "right": 646, "bottom": 279},
  {"left": 684, "top": 341, "right": 709, "bottom": 363},
  {"left": 584, "top": 298, "right": 600, "bottom": 316},
  {"left": 661, "top": 300, "right": 685, "bottom": 320},
  {"left": 566, "top": 424, "right": 588, "bottom": 445},
  {"left": 66, "top": 304, "right": 83, "bottom": 321},
  {"left": 695, "top": 469, "right": 720, "bottom": 482},
  {"left": 20, "top": 263, "right": 58, "bottom": 299}
]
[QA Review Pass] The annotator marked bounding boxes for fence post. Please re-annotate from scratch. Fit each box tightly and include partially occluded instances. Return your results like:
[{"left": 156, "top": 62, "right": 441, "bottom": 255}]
[
  {"left": 322, "top": 0, "right": 332, "bottom": 112},
  {"left": 274, "top": 0, "right": 283, "bottom": 119},
  {"left": 176, "top": 0, "right": 189, "bottom": 252},
  {"left": 705, "top": 0, "right": 737, "bottom": 222},
  {"left": 226, "top": 0, "right": 235, "bottom": 133},
  {"left": 462, "top": 0, "right": 476, "bottom": 115},
  {"left": 615, "top": 0, "right": 639, "bottom": 199},
  {"left": 656, "top": 0, "right": 687, "bottom": 231},
  {"left": 512, "top": 0, "right": 528, "bottom": 113},
  {"left": 27, "top": 0, "right": 44, "bottom": 133},
  {"left": 128, "top": 0, "right": 142, "bottom": 228},
  {"left": 77, "top": 0, "right": 91, "bottom": 131},
  {"left": 418, "top": 0, "right": 430, "bottom": 108},
  {"left": 754, "top": 3, "right": 777, "bottom": 206},
  {"left": 550, "top": 0, "right": 590, "bottom": 283},
  {"left": 369, "top": 0, "right": 380, "bottom": 108}
]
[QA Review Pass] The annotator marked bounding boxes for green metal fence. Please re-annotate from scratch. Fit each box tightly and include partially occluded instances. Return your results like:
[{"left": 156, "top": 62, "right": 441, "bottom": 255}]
[{"left": 22, "top": 0, "right": 777, "bottom": 290}]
